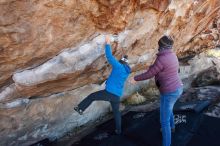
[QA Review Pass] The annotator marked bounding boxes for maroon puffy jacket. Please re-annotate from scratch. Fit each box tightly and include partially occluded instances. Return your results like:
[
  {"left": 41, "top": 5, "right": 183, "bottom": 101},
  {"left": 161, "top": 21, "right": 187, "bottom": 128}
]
[{"left": 134, "top": 49, "right": 183, "bottom": 93}]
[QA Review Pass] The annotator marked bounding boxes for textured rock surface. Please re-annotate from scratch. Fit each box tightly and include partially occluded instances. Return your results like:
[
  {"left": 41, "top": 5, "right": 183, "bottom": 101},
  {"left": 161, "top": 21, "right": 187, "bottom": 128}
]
[
  {"left": 0, "top": 84, "right": 110, "bottom": 146},
  {"left": 179, "top": 86, "right": 220, "bottom": 102},
  {"left": 180, "top": 86, "right": 220, "bottom": 118},
  {"left": 178, "top": 85, "right": 220, "bottom": 117},
  {"left": 0, "top": 0, "right": 220, "bottom": 145},
  {"left": 206, "top": 101, "right": 220, "bottom": 118},
  {"left": 1, "top": 0, "right": 220, "bottom": 101},
  {"left": 179, "top": 53, "right": 220, "bottom": 89},
  {"left": 192, "top": 62, "right": 220, "bottom": 87}
]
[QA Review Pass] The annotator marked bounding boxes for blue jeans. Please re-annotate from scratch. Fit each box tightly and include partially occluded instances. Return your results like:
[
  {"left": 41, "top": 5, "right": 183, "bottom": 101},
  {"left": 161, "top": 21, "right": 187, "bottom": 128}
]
[
  {"left": 160, "top": 87, "right": 183, "bottom": 146},
  {"left": 78, "top": 90, "right": 121, "bottom": 133}
]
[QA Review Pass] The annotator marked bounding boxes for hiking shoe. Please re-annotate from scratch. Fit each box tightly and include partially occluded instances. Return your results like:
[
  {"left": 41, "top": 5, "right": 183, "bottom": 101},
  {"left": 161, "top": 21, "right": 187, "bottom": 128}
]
[{"left": 74, "top": 106, "right": 83, "bottom": 115}]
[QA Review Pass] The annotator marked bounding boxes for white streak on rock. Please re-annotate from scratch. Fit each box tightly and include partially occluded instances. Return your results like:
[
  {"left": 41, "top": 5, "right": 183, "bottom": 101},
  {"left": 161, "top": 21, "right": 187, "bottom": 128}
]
[
  {"left": 138, "top": 54, "right": 150, "bottom": 63},
  {"left": 13, "top": 35, "right": 106, "bottom": 86},
  {"left": 0, "top": 84, "right": 17, "bottom": 102},
  {"left": 0, "top": 98, "right": 29, "bottom": 109},
  {"left": 12, "top": 32, "right": 131, "bottom": 86}
]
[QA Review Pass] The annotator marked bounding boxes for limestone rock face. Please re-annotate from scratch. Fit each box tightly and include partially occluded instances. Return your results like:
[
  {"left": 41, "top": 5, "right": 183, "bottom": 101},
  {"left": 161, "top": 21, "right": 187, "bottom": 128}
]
[
  {"left": 1, "top": 0, "right": 220, "bottom": 145},
  {"left": 1, "top": 0, "right": 220, "bottom": 101},
  {"left": 179, "top": 53, "right": 220, "bottom": 89},
  {"left": 176, "top": 85, "right": 220, "bottom": 118},
  {"left": 192, "top": 62, "right": 220, "bottom": 87},
  {"left": 0, "top": 84, "right": 110, "bottom": 146},
  {"left": 179, "top": 86, "right": 220, "bottom": 102}
]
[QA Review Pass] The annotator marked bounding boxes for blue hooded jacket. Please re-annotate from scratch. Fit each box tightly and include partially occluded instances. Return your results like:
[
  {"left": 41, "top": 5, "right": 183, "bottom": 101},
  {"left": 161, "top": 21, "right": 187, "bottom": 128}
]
[{"left": 105, "top": 44, "right": 131, "bottom": 97}]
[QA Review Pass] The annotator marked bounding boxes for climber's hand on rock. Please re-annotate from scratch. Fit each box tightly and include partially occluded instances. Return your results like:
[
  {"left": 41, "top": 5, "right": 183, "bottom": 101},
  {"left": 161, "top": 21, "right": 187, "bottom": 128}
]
[{"left": 105, "top": 35, "right": 111, "bottom": 44}]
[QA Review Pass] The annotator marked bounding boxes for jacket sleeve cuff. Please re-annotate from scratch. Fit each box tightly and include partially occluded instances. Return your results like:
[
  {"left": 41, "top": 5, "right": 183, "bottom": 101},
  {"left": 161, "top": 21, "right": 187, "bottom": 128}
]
[{"left": 134, "top": 75, "right": 141, "bottom": 81}]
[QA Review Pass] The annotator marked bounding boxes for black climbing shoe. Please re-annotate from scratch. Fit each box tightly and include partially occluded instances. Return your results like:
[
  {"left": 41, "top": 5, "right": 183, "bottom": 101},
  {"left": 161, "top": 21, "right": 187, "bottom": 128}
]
[{"left": 74, "top": 106, "right": 83, "bottom": 115}]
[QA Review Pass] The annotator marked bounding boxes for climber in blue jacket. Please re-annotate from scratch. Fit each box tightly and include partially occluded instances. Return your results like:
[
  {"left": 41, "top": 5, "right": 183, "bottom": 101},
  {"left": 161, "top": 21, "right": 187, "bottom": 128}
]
[{"left": 74, "top": 35, "right": 131, "bottom": 134}]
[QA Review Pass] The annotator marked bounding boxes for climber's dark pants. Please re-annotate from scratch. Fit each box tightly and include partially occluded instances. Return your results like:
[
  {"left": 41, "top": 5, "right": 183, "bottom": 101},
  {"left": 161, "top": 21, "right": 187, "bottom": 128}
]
[{"left": 78, "top": 90, "right": 121, "bottom": 133}]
